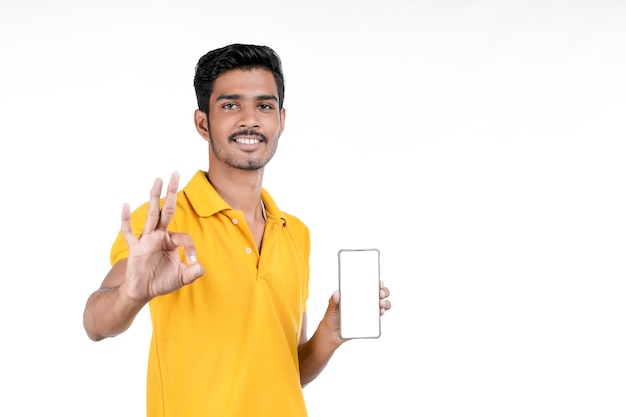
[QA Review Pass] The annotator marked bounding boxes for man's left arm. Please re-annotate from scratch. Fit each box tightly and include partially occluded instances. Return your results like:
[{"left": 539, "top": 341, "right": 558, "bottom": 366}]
[{"left": 298, "top": 284, "right": 391, "bottom": 387}]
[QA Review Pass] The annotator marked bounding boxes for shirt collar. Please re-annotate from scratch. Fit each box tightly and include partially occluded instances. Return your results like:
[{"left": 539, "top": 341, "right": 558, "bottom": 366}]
[{"left": 183, "top": 170, "right": 287, "bottom": 226}]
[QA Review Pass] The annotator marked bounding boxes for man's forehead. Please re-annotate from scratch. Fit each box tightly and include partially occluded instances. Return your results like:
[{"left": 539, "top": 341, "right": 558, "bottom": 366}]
[{"left": 212, "top": 68, "right": 278, "bottom": 96}]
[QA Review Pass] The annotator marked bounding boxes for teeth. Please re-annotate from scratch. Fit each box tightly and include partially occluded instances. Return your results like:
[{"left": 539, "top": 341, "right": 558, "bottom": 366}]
[{"left": 235, "top": 138, "right": 260, "bottom": 145}]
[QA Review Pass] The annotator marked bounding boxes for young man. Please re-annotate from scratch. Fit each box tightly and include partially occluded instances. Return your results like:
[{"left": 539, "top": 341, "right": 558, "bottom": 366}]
[{"left": 83, "top": 43, "right": 391, "bottom": 417}]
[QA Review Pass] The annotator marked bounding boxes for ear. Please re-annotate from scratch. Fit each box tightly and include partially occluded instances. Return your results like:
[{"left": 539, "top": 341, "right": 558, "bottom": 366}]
[
  {"left": 279, "top": 107, "right": 286, "bottom": 136},
  {"left": 194, "top": 109, "right": 210, "bottom": 141}
]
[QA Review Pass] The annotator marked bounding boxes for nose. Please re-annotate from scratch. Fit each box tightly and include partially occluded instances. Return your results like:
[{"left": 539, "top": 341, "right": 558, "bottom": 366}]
[{"left": 238, "top": 104, "right": 260, "bottom": 129}]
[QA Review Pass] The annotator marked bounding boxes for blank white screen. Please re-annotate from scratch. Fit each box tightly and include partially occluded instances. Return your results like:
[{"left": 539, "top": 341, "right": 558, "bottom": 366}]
[{"left": 338, "top": 249, "right": 381, "bottom": 339}]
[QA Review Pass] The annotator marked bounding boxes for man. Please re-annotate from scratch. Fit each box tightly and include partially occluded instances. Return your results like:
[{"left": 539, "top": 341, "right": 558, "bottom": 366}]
[{"left": 83, "top": 43, "right": 391, "bottom": 417}]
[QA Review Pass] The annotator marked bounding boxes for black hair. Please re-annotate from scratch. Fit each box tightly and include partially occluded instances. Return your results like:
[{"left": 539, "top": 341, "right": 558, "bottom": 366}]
[{"left": 193, "top": 43, "right": 285, "bottom": 114}]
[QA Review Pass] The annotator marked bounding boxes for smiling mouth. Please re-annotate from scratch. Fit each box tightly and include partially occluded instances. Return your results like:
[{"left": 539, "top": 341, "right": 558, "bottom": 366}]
[
  {"left": 229, "top": 130, "right": 268, "bottom": 144},
  {"left": 234, "top": 137, "right": 261, "bottom": 145}
]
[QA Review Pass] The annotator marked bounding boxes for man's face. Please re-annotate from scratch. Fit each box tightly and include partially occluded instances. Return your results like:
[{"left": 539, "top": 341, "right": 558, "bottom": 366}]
[{"left": 206, "top": 68, "right": 285, "bottom": 171}]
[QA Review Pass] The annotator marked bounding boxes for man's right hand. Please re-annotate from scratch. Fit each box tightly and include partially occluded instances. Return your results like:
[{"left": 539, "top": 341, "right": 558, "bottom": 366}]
[{"left": 121, "top": 172, "right": 204, "bottom": 303}]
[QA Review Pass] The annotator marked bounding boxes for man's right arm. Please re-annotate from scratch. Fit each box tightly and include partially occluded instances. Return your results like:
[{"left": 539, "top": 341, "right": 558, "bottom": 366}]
[
  {"left": 83, "top": 173, "right": 204, "bottom": 342},
  {"left": 83, "top": 258, "right": 149, "bottom": 341}
]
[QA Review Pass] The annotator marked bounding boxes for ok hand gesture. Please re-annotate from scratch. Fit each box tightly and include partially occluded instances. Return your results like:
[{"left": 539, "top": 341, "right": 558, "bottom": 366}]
[{"left": 121, "top": 172, "right": 204, "bottom": 303}]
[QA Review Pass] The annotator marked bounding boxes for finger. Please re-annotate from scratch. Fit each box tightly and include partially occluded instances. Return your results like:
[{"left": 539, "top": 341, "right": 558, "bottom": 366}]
[
  {"left": 169, "top": 231, "right": 199, "bottom": 265},
  {"left": 143, "top": 177, "right": 164, "bottom": 233},
  {"left": 120, "top": 203, "right": 137, "bottom": 244},
  {"left": 325, "top": 290, "right": 340, "bottom": 315},
  {"left": 169, "top": 231, "right": 204, "bottom": 285},
  {"left": 380, "top": 299, "right": 391, "bottom": 315},
  {"left": 380, "top": 286, "right": 390, "bottom": 299},
  {"left": 157, "top": 172, "right": 180, "bottom": 231}
]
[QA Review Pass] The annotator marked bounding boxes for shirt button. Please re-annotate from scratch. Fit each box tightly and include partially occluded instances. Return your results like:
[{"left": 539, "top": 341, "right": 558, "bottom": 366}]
[
  {"left": 232, "top": 218, "right": 239, "bottom": 225},
  {"left": 245, "top": 247, "right": 252, "bottom": 254}
]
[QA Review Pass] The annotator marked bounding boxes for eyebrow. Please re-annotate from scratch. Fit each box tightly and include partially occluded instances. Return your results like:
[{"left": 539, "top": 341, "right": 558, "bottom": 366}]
[{"left": 216, "top": 94, "right": 278, "bottom": 102}]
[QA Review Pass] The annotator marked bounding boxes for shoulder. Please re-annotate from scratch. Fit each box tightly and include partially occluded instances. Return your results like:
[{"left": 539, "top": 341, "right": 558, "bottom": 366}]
[
  {"left": 283, "top": 211, "right": 308, "bottom": 231},
  {"left": 281, "top": 211, "right": 311, "bottom": 249}
]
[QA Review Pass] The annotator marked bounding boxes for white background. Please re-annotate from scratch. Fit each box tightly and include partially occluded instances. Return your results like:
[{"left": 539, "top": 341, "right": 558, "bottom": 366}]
[{"left": 1, "top": 1, "right": 625, "bottom": 416}]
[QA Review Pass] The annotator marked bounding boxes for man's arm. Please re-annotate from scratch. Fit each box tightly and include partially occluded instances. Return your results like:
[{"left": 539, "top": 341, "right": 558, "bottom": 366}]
[
  {"left": 83, "top": 172, "right": 204, "bottom": 342},
  {"left": 298, "top": 284, "right": 392, "bottom": 387},
  {"left": 83, "top": 259, "right": 148, "bottom": 341},
  {"left": 297, "top": 292, "right": 344, "bottom": 387}
]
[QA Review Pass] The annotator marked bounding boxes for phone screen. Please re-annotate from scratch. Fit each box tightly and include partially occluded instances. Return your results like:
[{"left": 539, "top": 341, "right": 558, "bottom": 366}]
[{"left": 338, "top": 248, "right": 381, "bottom": 340}]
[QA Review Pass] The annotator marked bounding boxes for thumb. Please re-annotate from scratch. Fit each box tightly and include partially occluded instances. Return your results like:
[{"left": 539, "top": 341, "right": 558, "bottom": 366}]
[
  {"left": 322, "top": 291, "right": 344, "bottom": 345},
  {"left": 327, "top": 290, "right": 340, "bottom": 314},
  {"left": 181, "top": 263, "right": 205, "bottom": 286}
]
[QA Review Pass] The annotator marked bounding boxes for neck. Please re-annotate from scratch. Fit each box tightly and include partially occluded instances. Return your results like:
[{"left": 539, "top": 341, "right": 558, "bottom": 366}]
[{"left": 206, "top": 168, "right": 264, "bottom": 214}]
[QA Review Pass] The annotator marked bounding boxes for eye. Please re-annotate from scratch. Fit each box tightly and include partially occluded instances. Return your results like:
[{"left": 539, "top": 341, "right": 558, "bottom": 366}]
[
  {"left": 222, "top": 103, "right": 238, "bottom": 110},
  {"left": 258, "top": 103, "right": 274, "bottom": 111}
]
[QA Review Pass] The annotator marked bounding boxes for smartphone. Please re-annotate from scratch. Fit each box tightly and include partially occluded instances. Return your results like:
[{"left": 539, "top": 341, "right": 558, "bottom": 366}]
[{"left": 338, "top": 248, "right": 381, "bottom": 340}]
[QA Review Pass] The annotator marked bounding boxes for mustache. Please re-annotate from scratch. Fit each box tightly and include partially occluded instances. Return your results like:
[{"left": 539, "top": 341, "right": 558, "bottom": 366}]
[{"left": 229, "top": 130, "right": 268, "bottom": 142}]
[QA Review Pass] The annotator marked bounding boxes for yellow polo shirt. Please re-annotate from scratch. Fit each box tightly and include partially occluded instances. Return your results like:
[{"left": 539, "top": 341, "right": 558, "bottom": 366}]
[{"left": 110, "top": 170, "right": 310, "bottom": 417}]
